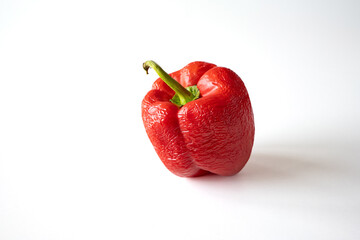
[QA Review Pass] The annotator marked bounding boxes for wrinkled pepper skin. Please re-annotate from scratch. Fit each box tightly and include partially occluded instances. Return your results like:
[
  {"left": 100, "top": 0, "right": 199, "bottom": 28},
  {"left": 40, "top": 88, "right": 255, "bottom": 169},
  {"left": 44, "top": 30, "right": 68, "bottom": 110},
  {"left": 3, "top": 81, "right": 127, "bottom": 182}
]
[{"left": 142, "top": 62, "right": 255, "bottom": 177}]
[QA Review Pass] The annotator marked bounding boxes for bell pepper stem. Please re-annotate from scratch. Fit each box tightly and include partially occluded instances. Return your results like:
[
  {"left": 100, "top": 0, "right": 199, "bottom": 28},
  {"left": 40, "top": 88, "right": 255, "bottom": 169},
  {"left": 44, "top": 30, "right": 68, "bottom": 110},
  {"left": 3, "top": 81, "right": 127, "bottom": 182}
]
[{"left": 143, "top": 60, "right": 194, "bottom": 106}]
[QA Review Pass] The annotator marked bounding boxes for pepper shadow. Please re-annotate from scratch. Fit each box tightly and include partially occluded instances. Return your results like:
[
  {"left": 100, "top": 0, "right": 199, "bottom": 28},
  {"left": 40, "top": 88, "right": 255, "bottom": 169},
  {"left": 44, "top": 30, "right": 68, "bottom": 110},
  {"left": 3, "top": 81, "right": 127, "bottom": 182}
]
[{"left": 187, "top": 148, "right": 338, "bottom": 187}]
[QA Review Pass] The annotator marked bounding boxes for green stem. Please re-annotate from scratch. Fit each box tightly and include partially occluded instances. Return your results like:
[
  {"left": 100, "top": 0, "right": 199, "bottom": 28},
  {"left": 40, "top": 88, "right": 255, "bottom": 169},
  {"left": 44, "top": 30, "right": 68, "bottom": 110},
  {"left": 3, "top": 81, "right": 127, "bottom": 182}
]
[{"left": 143, "top": 60, "right": 194, "bottom": 106}]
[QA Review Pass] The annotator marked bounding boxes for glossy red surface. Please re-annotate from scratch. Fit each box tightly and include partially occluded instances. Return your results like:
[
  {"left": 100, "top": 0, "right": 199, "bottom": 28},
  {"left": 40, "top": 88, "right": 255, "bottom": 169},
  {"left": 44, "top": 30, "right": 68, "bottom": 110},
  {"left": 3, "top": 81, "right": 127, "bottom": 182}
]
[{"left": 142, "top": 62, "right": 255, "bottom": 177}]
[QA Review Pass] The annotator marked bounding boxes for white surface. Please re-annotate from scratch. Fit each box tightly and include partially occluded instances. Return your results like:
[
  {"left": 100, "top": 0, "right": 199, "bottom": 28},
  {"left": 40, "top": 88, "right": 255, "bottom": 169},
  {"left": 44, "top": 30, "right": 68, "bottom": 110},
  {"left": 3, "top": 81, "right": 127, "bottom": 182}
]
[{"left": 1, "top": 0, "right": 360, "bottom": 239}]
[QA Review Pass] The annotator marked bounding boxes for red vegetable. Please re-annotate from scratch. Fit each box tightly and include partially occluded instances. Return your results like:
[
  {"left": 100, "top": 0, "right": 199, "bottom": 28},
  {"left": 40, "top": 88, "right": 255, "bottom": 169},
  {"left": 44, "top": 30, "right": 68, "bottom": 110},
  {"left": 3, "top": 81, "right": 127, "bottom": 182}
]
[{"left": 142, "top": 60, "right": 255, "bottom": 177}]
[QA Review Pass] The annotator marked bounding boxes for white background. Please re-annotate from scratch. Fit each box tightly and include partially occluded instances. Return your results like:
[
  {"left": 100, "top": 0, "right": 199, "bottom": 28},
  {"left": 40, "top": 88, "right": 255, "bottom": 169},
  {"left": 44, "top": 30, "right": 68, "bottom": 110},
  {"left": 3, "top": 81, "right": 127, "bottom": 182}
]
[{"left": 1, "top": 0, "right": 360, "bottom": 239}]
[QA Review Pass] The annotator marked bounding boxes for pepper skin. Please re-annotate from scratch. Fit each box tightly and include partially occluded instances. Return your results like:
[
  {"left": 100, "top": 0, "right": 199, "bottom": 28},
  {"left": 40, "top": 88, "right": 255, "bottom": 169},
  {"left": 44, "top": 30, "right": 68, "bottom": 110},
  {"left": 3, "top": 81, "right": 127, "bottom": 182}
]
[{"left": 142, "top": 61, "right": 255, "bottom": 177}]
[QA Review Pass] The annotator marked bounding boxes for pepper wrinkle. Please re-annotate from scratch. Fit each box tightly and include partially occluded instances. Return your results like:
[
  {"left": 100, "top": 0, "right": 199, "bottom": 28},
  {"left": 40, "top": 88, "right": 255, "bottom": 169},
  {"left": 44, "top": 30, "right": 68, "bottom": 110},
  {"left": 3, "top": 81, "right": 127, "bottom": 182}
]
[{"left": 142, "top": 61, "right": 255, "bottom": 177}]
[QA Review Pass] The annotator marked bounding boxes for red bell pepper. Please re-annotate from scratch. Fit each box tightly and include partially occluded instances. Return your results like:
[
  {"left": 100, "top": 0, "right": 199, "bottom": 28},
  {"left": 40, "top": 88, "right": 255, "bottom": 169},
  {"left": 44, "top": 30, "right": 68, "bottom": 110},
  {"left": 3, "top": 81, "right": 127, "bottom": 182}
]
[{"left": 142, "top": 60, "right": 255, "bottom": 177}]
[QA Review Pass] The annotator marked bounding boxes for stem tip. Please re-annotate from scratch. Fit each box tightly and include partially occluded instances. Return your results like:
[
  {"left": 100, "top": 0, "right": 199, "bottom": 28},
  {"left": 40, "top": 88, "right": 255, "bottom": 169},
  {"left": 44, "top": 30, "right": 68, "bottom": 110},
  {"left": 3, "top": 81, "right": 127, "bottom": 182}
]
[{"left": 143, "top": 62, "right": 150, "bottom": 74}]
